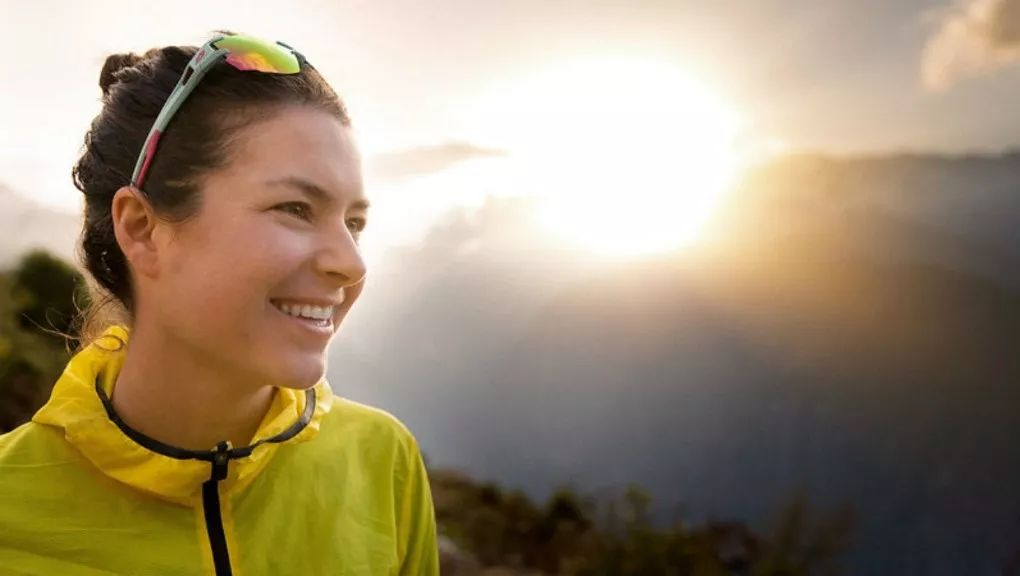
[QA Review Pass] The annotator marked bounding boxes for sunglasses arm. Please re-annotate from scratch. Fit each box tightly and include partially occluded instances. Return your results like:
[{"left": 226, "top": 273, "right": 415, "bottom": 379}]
[{"left": 129, "top": 45, "right": 229, "bottom": 188}]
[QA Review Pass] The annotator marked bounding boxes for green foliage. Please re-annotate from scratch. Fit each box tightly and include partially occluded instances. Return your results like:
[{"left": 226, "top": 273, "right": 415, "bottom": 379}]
[
  {"left": 0, "top": 250, "right": 85, "bottom": 432},
  {"left": 432, "top": 472, "right": 854, "bottom": 576},
  {"left": 10, "top": 250, "right": 88, "bottom": 344}
]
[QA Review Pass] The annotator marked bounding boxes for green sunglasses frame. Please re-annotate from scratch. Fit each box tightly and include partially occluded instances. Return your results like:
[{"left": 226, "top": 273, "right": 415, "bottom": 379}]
[{"left": 130, "top": 34, "right": 305, "bottom": 189}]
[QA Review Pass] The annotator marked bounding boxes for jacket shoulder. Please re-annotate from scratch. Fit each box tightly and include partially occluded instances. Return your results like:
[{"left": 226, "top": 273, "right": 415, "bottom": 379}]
[
  {"left": 0, "top": 421, "right": 86, "bottom": 510},
  {"left": 0, "top": 421, "right": 70, "bottom": 464},
  {"left": 314, "top": 396, "right": 425, "bottom": 473},
  {"left": 324, "top": 396, "right": 419, "bottom": 447}
]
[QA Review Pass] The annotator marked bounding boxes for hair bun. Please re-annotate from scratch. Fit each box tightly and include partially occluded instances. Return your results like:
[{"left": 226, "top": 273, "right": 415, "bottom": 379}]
[{"left": 99, "top": 52, "right": 144, "bottom": 96}]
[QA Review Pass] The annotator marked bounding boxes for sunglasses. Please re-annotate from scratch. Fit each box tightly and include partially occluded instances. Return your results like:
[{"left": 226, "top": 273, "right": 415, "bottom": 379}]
[{"left": 130, "top": 34, "right": 307, "bottom": 189}]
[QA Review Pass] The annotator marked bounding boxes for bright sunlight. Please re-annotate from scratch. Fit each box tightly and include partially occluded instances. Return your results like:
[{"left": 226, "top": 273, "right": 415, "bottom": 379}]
[{"left": 474, "top": 56, "right": 744, "bottom": 256}]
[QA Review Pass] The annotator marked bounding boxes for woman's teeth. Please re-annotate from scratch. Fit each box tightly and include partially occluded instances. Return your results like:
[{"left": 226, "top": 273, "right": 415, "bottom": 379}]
[{"left": 273, "top": 301, "right": 334, "bottom": 321}]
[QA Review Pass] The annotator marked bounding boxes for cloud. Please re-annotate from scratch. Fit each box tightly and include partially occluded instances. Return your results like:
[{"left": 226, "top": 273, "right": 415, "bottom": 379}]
[
  {"left": 921, "top": 0, "right": 1020, "bottom": 90},
  {"left": 366, "top": 141, "right": 507, "bottom": 182}
]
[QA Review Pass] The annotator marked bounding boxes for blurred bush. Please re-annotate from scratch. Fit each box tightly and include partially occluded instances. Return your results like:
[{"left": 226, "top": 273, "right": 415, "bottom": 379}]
[
  {"left": 0, "top": 250, "right": 86, "bottom": 432},
  {"left": 431, "top": 469, "right": 854, "bottom": 575}
]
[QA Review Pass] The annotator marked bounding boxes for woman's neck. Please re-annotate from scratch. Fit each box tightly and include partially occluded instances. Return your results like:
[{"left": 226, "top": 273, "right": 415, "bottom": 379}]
[{"left": 111, "top": 322, "right": 276, "bottom": 451}]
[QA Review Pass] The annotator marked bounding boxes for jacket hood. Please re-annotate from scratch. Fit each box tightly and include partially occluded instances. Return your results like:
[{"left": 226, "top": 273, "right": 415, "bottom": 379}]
[{"left": 32, "top": 325, "right": 333, "bottom": 506}]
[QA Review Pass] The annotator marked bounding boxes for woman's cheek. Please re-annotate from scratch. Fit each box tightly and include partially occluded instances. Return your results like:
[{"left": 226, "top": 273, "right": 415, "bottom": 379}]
[{"left": 253, "top": 228, "right": 314, "bottom": 275}]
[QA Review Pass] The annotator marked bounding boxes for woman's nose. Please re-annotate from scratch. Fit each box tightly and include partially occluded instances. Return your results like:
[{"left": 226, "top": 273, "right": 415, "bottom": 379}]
[{"left": 315, "top": 222, "right": 367, "bottom": 288}]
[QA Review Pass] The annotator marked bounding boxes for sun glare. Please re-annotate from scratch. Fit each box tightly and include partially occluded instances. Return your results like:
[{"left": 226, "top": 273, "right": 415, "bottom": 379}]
[{"left": 473, "top": 56, "right": 744, "bottom": 256}]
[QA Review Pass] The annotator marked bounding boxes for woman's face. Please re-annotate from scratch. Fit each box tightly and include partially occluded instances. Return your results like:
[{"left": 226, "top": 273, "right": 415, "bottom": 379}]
[{"left": 147, "top": 105, "right": 369, "bottom": 390}]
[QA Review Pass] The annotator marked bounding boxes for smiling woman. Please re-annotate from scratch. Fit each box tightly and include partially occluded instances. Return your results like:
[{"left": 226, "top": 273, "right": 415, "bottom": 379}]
[{"left": 0, "top": 32, "right": 438, "bottom": 575}]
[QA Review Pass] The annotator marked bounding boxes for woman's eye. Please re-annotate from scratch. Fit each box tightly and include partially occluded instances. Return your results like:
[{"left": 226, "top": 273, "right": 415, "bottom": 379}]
[
  {"left": 277, "top": 202, "right": 312, "bottom": 221},
  {"left": 346, "top": 217, "right": 367, "bottom": 234}
]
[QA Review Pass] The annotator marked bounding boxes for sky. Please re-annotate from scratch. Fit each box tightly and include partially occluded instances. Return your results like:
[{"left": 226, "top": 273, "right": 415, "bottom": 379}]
[{"left": 3, "top": 0, "right": 1020, "bottom": 255}]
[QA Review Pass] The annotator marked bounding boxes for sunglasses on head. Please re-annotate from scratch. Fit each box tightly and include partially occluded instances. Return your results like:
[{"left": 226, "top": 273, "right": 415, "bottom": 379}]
[{"left": 131, "top": 34, "right": 307, "bottom": 189}]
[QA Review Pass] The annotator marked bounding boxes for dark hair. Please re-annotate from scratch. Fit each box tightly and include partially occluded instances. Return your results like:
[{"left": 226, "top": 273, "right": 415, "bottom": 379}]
[{"left": 72, "top": 35, "right": 350, "bottom": 346}]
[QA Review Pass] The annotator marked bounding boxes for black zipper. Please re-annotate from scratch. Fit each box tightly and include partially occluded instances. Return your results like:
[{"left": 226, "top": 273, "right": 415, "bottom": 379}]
[
  {"left": 203, "top": 441, "right": 233, "bottom": 576},
  {"left": 94, "top": 382, "right": 318, "bottom": 575}
]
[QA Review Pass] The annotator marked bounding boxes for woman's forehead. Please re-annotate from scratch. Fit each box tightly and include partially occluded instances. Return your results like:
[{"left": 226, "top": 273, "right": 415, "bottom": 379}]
[
  {"left": 239, "top": 106, "right": 356, "bottom": 161},
  {"left": 214, "top": 106, "right": 365, "bottom": 203}
]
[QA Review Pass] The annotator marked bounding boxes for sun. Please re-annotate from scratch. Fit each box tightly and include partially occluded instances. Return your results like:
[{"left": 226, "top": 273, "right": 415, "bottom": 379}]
[{"left": 471, "top": 56, "right": 744, "bottom": 256}]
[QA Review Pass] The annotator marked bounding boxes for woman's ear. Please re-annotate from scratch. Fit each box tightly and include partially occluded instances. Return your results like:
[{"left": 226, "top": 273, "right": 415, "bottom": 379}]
[{"left": 111, "top": 186, "right": 161, "bottom": 278}]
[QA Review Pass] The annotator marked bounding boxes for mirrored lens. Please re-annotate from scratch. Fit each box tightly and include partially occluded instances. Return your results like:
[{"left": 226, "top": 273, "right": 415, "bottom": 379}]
[{"left": 215, "top": 35, "right": 301, "bottom": 73}]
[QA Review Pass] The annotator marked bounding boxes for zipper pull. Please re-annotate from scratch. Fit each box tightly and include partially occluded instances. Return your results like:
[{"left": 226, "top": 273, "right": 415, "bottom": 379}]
[{"left": 210, "top": 441, "right": 232, "bottom": 482}]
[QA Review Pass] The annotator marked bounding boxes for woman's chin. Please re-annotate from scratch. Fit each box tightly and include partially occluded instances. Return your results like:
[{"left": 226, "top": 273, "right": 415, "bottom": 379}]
[{"left": 269, "top": 354, "right": 327, "bottom": 390}]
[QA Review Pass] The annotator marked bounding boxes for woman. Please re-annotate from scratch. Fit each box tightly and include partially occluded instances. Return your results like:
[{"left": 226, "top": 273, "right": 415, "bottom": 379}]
[{"left": 0, "top": 33, "right": 439, "bottom": 575}]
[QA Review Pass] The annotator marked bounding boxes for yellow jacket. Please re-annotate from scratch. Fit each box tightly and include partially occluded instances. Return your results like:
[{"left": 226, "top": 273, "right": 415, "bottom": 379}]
[{"left": 0, "top": 326, "right": 439, "bottom": 575}]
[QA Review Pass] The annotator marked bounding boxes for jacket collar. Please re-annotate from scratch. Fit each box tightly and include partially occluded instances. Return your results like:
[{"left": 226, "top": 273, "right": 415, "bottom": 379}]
[{"left": 32, "top": 325, "right": 334, "bottom": 506}]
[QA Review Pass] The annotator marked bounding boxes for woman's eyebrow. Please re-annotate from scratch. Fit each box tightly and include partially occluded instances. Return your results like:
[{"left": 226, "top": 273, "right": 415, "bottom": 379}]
[{"left": 264, "top": 176, "right": 371, "bottom": 211}]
